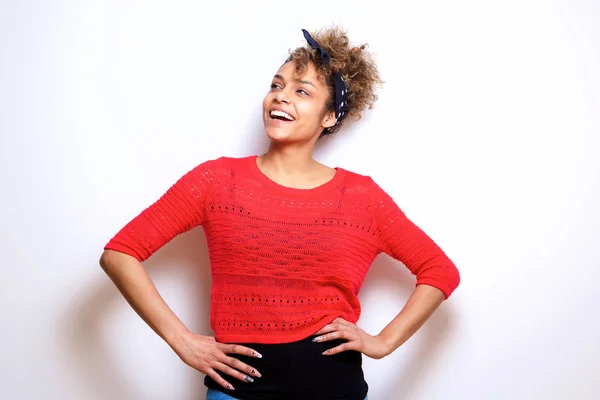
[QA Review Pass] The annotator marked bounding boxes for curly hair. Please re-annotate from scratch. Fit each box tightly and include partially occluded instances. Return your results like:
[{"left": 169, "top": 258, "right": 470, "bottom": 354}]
[{"left": 285, "top": 26, "right": 383, "bottom": 137}]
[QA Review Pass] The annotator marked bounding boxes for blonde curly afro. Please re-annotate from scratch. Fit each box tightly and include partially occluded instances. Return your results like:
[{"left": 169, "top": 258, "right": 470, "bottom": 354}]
[{"left": 285, "top": 26, "right": 383, "bottom": 137}]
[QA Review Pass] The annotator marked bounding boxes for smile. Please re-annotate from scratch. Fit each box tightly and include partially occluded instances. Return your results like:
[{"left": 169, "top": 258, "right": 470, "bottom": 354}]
[{"left": 270, "top": 110, "right": 295, "bottom": 121}]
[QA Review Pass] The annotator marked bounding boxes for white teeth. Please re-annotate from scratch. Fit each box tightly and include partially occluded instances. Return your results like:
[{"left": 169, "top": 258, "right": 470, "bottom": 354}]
[{"left": 270, "top": 110, "right": 295, "bottom": 121}]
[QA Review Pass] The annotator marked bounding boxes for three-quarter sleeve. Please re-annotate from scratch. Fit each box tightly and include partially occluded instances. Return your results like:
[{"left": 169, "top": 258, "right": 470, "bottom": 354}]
[
  {"left": 103, "top": 159, "right": 217, "bottom": 262},
  {"left": 369, "top": 178, "right": 460, "bottom": 299}
]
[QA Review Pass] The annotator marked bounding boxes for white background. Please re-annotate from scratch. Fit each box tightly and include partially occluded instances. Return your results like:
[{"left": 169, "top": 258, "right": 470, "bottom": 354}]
[{"left": 1, "top": 0, "right": 599, "bottom": 399}]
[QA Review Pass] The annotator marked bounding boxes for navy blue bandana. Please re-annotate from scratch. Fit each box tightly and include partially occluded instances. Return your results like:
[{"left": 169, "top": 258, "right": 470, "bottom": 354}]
[{"left": 301, "top": 29, "right": 348, "bottom": 128}]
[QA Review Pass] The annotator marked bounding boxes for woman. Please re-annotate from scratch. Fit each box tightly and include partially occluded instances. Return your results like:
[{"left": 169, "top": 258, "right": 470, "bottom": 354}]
[{"left": 100, "top": 26, "right": 460, "bottom": 400}]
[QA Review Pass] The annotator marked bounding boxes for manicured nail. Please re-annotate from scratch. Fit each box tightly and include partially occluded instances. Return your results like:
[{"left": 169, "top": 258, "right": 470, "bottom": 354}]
[
  {"left": 227, "top": 384, "right": 235, "bottom": 390},
  {"left": 251, "top": 369, "right": 262, "bottom": 378},
  {"left": 312, "top": 336, "right": 322, "bottom": 342},
  {"left": 244, "top": 375, "right": 254, "bottom": 383},
  {"left": 253, "top": 351, "right": 263, "bottom": 358}
]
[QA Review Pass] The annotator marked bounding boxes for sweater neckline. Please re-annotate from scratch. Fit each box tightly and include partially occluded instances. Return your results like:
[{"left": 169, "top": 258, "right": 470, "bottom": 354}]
[{"left": 247, "top": 155, "right": 346, "bottom": 196}]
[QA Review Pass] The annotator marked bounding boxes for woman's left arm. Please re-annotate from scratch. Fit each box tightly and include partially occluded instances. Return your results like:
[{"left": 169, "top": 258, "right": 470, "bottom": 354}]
[
  {"left": 377, "top": 284, "right": 445, "bottom": 353},
  {"left": 313, "top": 284, "right": 444, "bottom": 359},
  {"left": 314, "top": 177, "right": 459, "bottom": 358}
]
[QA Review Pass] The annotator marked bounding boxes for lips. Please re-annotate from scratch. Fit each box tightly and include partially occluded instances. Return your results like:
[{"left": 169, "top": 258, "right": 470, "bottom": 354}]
[
  {"left": 268, "top": 117, "right": 293, "bottom": 127},
  {"left": 269, "top": 108, "right": 295, "bottom": 122}
]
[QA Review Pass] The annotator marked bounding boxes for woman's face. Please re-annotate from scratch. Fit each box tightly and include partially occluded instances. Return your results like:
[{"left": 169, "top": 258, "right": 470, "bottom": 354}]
[{"left": 262, "top": 61, "right": 336, "bottom": 143}]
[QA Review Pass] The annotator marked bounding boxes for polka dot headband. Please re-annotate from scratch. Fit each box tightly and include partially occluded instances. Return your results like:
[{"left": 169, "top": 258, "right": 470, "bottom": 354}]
[{"left": 301, "top": 29, "right": 348, "bottom": 127}]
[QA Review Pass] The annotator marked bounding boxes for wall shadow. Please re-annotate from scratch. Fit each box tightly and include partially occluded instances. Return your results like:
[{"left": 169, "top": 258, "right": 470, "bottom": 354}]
[
  {"left": 360, "top": 255, "right": 458, "bottom": 399},
  {"left": 63, "top": 227, "right": 212, "bottom": 400}
]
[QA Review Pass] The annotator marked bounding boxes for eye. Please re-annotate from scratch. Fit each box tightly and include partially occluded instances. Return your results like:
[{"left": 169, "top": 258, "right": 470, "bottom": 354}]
[
  {"left": 270, "top": 83, "right": 282, "bottom": 90},
  {"left": 297, "top": 88, "right": 309, "bottom": 96}
]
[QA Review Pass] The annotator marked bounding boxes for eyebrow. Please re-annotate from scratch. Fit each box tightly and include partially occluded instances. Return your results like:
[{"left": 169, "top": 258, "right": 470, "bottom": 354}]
[{"left": 273, "top": 74, "right": 316, "bottom": 89}]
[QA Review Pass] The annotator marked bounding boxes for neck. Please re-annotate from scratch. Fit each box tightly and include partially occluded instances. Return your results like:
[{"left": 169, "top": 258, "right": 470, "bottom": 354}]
[{"left": 259, "top": 143, "right": 317, "bottom": 175}]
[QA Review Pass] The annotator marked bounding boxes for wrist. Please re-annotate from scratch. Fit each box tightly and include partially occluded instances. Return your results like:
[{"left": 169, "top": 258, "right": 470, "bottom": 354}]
[
  {"left": 377, "top": 331, "right": 398, "bottom": 355},
  {"left": 164, "top": 326, "right": 193, "bottom": 353}
]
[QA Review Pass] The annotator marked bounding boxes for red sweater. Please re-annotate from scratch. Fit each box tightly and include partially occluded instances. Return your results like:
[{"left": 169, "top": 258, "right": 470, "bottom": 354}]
[{"left": 104, "top": 155, "right": 460, "bottom": 344}]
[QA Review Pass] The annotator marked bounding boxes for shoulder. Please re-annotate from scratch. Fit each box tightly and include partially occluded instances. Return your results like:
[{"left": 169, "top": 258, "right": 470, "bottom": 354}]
[
  {"left": 181, "top": 155, "right": 258, "bottom": 188},
  {"left": 190, "top": 154, "right": 252, "bottom": 174},
  {"left": 338, "top": 165, "right": 377, "bottom": 191},
  {"left": 338, "top": 165, "right": 397, "bottom": 203}
]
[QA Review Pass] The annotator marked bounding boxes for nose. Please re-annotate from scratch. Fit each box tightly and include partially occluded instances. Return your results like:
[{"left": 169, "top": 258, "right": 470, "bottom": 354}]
[{"left": 274, "top": 87, "right": 291, "bottom": 104}]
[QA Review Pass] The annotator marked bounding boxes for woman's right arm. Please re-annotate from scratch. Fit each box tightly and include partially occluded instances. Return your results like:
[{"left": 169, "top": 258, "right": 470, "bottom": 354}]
[
  {"left": 99, "top": 160, "right": 262, "bottom": 390},
  {"left": 98, "top": 250, "right": 262, "bottom": 390},
  {"left": 99, "top": 249, "right": 193, "bottom": 353}
]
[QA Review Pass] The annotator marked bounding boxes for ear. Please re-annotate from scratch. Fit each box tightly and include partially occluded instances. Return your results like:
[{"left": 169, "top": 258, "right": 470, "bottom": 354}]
[{"left": 321, "top": 109, "right": 337, "bottom": 130}]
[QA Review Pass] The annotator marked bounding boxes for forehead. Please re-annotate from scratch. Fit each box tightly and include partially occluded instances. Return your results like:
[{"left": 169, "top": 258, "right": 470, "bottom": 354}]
[{"left": 274, "top": 61, "right": 326, "bottom": 87}]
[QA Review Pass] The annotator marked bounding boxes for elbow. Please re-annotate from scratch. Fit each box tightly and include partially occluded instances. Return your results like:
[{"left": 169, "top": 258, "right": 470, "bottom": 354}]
[
  {"left": 99, "top": 249, "right": 127, "bottom": 274},
  {"left": 444, "top": 264, "right": 461, "bottom": 299},
  {"left": 451, "top": 265, "right": 461, "bottom": 290},
  {"left": 99, "top": 248, "right": 142, "bottom": 274},
  {"left": 416, "top": 262, "right": 461, "bottom": 300},
  {"left": 99, "top": 249, "right": 113, "bottom": 273}
]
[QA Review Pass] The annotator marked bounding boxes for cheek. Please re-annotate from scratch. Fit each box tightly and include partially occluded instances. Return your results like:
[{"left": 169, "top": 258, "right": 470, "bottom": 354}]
[
  {"left": 262, "top": 95, "right": 274, "bottom": 121},
  {"left": 262, "top": 94, "right": 271, "bottom": 111},
  {"left": 298, "top": 101, "right": 324, "bottom": 125}
]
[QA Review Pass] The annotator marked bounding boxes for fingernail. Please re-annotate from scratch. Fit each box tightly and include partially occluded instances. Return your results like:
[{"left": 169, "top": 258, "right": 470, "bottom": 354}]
[
  {"left": 312, "top": 336, "right": 322, "bottom": 342},
  {"left": 244, "top": 375, "right": 254, "bottom": 383},
  {"left": 253, "top": 351, "right": 263, "bottom": 358},
  {"left": 227, "top": 384, "right": 235, "bottom": 390},
  {"left": 251, "top": 369, "right": 262, "bottom": 378},
  {"left": 323, "top": 349, "right": 331, "bottom": 355}
]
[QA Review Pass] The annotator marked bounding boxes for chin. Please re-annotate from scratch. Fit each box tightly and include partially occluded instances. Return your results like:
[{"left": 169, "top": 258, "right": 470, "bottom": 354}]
[{"left": 265, "top": 126, "right": 294, "bottom": 142}]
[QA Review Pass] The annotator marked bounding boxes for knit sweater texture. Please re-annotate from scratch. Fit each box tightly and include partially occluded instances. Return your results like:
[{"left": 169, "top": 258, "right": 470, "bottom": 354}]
[{"left": 104, "top": 155, "right": 460, "bottom": 343}]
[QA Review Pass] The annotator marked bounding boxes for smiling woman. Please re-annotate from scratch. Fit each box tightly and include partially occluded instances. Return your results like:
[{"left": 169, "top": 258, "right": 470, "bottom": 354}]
[
  {"left": 262, "top": 26, "right": 382, "bottom": 145},
  {"left": 100, "top": 25, "right": 460, "bottom": 400}
]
